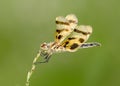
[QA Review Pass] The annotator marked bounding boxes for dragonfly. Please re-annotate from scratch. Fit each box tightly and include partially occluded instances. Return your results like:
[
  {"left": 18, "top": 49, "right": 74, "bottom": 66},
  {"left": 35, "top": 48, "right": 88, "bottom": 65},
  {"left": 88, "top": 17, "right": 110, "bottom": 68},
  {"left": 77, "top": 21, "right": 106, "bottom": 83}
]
[{"left": 36, "top": 14, "right": 101, "bottom": 64}]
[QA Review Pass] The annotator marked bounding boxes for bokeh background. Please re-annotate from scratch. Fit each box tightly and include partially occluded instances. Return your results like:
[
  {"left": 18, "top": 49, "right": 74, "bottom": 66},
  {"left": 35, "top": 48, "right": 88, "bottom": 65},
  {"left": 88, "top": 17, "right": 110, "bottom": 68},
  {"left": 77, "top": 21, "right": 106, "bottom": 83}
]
[{"left": 0, "top": 0, "right": 120, "bottom": 86}]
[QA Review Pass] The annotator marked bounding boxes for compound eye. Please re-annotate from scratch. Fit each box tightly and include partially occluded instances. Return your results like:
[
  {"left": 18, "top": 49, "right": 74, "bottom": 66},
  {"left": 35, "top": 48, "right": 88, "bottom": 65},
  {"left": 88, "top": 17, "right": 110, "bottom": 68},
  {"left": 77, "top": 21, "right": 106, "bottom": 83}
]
[
  {"left": 41, "top": 42, "right": 47, "bottom": 47},
  {"left": 40, "top": 43, "right": 49, "bottom": 50}
]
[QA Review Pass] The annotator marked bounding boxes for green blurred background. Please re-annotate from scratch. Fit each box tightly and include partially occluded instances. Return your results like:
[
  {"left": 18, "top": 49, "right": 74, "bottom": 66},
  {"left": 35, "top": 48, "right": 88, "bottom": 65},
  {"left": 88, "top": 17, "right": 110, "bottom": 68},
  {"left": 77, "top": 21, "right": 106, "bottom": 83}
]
[{"left": 0, "top": 0, "right": 120, "bottom": 86}]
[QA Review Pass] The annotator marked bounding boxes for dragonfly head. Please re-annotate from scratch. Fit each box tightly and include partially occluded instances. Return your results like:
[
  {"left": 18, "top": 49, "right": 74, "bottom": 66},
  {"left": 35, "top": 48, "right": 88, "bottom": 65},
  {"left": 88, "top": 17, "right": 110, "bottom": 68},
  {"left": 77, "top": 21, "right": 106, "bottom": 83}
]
[
  {"left": 40, "top": 42, "right": 52, "bottom": 59},
  {"left": 40, "top": 42, "right": 50, "bottom": 51}
]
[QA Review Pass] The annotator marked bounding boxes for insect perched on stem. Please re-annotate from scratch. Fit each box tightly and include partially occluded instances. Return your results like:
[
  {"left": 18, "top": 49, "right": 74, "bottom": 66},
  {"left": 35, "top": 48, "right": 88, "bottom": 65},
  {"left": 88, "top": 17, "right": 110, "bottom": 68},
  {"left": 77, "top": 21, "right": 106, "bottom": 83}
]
[
  {"left": 26, "top": 14, "right": 101, "bottom": 86},
  {"left": 36, "top": 14, "right": 101, "bottom": 64}
]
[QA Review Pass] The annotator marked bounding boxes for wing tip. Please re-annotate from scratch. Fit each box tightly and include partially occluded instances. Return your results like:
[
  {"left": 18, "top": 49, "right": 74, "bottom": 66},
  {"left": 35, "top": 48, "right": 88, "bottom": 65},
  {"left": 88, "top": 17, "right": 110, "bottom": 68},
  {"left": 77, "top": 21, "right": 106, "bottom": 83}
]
[{"left": 66, "top": 14, "right": 78, "bottom": 24}]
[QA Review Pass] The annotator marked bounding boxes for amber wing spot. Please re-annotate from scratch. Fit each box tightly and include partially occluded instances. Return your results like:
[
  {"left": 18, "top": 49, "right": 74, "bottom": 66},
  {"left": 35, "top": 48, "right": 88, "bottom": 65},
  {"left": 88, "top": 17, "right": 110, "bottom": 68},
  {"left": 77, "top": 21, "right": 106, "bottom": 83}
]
[
  {"left": 58, "top": 35, "right": 62, "bottom": 39},
  {"left": 68, "top": 37, "right": 76, "bottom": 40},
  {"left": 70, "top": 43, "right": 79, "bottom": 50},
  {"left": 79, "top": 38, "right": 84, "bottom": 43},
  {"left": 56, "top": 20, "right": 69, "bottom": 25},
  {"left": 63, "top": 41, "right": 69, "bottom": 47},
  {"left": 56, "top": 30, "right": 62, "bottom": 33}
]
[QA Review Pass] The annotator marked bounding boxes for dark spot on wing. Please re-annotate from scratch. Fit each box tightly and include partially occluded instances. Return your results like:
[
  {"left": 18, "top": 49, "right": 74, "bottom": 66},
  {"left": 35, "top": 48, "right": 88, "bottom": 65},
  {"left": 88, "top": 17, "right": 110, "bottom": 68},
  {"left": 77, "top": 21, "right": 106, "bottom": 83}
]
[
  {"left": 68, "top": 20, "right": 77, "bottom": 24},
  {"left": 74, "top": 29, "right": 90, "bottom": 35},
  {"left": 68, "top": 37, "right": 76, "bottom": 40},
  {"left": 74, "top": 29, "right": 79, "bottom": 33},
  {"left": 58, "top": 35, "right": 62, "bottom": 39},
  {"left": 63, "top": 41, "right": 69, "bottom": 47},
  {"left": 79, "top": 38, "right": 84, "bottom": 43},
  {"left": 56, "top": 21, "right": 69, "bottom": 25},
  {"left": 65, "top": 41, "right": 69, "bottom": 44},
  {"left": 70, "top": 43, "right": 79, "bottom": 50},
  {"left": 56, "top": 29, "right": 69, "bottom": 34},
  {"left": 56, "top": 30, "right": 62, "bottom": 33}
]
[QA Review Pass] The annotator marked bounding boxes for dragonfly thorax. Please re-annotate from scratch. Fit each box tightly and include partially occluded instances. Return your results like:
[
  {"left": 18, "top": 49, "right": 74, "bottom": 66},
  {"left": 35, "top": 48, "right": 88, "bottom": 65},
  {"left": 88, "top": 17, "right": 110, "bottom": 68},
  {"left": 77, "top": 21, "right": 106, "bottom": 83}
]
[{"left": 40, "top": 42, "right": 65, "bottom": 55}]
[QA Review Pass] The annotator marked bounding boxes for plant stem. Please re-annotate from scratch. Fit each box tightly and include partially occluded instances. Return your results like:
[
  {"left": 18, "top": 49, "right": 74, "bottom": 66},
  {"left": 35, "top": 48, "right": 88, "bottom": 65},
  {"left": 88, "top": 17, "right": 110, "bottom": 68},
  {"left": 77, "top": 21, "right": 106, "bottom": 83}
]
[{"left": 26, "top": 52, "right": 41, "bottom": 86}]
